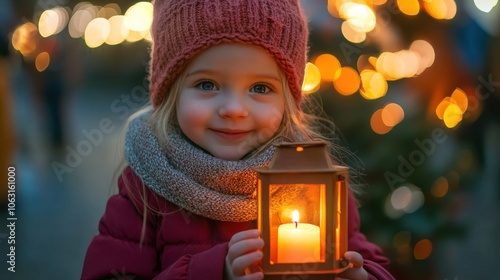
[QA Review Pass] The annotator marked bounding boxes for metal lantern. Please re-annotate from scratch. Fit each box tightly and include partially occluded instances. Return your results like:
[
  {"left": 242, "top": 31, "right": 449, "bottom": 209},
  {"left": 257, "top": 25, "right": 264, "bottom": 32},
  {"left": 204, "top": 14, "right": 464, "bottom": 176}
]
[{"left": 254, "top": 141, "right": 349, "bottom": 277}]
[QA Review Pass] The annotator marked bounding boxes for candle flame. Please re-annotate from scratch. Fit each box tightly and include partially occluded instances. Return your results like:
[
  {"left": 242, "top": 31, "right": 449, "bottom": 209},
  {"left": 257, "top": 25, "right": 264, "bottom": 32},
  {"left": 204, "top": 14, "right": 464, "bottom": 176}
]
[
  {"left": 292, "top": 210, "right": 299, "bottom": 228},
  {"left": 292, "top": 210, "right": 299, "bottom": 223}
]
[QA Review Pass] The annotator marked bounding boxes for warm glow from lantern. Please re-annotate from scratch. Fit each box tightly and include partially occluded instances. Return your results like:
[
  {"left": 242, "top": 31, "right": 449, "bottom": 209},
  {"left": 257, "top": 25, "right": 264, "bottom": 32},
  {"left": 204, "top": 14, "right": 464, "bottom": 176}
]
[
  {"left": 398, "top": 0, "right": 420, "bottom": 15},
  {"left": 277, "top": 209, "right": 321, "bottom": 263},
  {"left": 314, "top": 54, "right": 341, "bottom": 82},
  {"left": 360, "top": 70, "right": 388, "bottom": 100},
  {"left": 474, "top": 0, "right": 498, "bottom": 13},
  {"left": 333, "top": 67, "right": 360, "bottom": 96},
  {"left": 302, "top": 62, "right": 322, "bottom": 94}
]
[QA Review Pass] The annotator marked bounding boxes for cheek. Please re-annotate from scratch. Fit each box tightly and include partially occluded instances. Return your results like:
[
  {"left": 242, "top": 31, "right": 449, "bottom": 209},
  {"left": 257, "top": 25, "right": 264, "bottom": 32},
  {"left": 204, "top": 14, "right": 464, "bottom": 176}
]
[
  {"left": 256, "top": 106, "right": 284, "bottom": 134},
  {"left": 176, "top": 101, "right": 210, "bottom": 131}
]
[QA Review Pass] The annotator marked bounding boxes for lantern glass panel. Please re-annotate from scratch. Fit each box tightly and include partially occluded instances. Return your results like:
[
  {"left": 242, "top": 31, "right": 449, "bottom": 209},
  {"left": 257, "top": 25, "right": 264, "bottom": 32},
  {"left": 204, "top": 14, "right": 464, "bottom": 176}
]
[{"left": 268, "top": 183, "right": 326, "bottom": 264}]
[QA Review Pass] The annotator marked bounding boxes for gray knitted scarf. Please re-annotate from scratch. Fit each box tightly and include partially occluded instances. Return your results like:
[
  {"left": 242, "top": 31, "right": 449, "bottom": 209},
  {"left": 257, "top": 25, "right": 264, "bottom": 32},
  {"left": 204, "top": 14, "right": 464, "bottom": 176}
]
[{"left": 125, "top": 113, "right": 300, "bottom": 222}]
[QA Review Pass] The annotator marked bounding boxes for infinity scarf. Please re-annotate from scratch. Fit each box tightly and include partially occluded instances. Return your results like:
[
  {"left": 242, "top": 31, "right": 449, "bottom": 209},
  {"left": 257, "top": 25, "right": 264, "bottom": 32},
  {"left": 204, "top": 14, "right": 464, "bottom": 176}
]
[{"left": 125, "top": 113, "right": 300, "bottom": 222}]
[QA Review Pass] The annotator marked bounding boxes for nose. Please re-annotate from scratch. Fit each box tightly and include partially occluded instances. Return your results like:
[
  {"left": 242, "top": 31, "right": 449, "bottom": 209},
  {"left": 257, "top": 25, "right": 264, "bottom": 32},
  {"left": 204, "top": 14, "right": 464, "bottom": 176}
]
[{"left": 218, "top": 92, "right": 248, "bottom": 118}]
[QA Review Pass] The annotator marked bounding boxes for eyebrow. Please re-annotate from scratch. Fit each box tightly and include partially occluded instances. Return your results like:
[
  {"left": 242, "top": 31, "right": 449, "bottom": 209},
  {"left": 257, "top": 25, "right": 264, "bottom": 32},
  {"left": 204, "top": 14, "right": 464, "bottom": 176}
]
[{"left": 186, "top": 69, "right": 282, "bottom": 84}]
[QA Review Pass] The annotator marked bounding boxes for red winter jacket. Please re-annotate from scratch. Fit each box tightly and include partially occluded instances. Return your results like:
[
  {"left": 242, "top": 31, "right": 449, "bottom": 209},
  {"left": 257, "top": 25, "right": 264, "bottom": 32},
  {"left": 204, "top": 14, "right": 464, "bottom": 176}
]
[{"left": 82, "top": 167, "right": 394, "bottom": 279}]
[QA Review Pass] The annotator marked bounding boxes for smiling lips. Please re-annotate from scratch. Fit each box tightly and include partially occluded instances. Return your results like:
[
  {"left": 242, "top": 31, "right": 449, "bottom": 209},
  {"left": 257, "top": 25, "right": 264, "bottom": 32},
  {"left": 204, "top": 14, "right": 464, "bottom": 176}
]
[{"left": 210, "top": 128, "right": 250, "bottom": 141}]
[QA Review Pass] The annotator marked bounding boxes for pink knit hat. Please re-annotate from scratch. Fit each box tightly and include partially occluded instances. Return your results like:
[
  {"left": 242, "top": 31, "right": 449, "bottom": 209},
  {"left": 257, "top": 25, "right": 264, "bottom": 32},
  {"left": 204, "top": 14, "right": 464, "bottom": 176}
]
[{"left": 149, "top": 0, "right": 309, "bottom": 107}]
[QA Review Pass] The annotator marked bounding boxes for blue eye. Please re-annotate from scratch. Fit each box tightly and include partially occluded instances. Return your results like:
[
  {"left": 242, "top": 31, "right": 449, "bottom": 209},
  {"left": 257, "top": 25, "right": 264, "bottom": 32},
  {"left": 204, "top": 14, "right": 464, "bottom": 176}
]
[
  {"left": 250, "top": 84, "right": 271, "bottom": 94},
  {"left": 196, "top": 81, "right": 218, "bottom": 91}
]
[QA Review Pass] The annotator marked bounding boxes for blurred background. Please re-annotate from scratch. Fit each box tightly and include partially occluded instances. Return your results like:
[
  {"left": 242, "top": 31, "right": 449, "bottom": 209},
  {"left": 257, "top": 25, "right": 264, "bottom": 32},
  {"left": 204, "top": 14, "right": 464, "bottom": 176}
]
[{"left": 0, "top": 0, "right": 499, "bottom": 279}]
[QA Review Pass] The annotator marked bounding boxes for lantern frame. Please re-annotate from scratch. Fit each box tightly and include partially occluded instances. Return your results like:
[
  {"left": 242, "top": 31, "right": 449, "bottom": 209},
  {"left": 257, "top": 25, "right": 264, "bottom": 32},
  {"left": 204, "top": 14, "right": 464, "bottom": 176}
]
[{"left": 254, "top": 141, "right": 349, "bottom": 276}]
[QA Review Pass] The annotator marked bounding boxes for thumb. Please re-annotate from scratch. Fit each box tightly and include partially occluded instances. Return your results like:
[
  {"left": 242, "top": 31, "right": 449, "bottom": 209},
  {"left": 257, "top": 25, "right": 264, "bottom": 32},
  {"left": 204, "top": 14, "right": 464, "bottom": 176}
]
[{"left": 344, "top": 251, "right": 364, "bottom": 268}]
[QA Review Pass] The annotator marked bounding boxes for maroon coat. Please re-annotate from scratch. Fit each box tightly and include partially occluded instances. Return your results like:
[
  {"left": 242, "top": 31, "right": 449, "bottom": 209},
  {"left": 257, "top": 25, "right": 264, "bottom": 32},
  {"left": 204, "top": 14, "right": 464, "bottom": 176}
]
[{"left": 82, "top": 167, "right": 394, "bottom": 279}]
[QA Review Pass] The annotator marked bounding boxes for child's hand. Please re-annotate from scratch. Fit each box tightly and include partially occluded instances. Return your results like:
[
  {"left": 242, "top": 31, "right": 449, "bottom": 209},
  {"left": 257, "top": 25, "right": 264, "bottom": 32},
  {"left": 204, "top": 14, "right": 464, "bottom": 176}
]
[
  {"left": 225, "top": 229, "right": 264, "bottom": 280},
  {"left": 334, "top": 251, "right": 368, "bottom": 280}
]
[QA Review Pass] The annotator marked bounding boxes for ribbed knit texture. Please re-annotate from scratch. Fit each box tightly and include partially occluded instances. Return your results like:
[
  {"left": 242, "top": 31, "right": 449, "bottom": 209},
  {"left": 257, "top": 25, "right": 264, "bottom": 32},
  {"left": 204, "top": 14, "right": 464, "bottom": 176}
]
[{"left": 149, "top": 0, "right": 309, "bottom": 107}]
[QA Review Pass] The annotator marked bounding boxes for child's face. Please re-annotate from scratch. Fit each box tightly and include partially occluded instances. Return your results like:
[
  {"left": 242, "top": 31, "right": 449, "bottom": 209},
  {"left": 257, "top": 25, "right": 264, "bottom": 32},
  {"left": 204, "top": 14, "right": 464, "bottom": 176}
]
[{"left": 176, "top": 43, "right": 285, "bottom": 160}]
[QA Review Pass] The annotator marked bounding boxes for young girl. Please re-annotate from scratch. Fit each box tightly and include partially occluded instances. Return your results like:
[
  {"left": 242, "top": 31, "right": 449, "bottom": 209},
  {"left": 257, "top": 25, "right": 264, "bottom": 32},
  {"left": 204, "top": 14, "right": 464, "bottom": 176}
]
[{"left": 82, "top": 0, "right": 395, "bottom": 279}]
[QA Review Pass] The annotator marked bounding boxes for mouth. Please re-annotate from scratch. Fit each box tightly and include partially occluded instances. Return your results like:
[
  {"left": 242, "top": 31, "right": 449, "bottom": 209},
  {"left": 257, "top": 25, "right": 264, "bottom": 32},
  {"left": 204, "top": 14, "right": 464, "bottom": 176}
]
[{"left": 210, "top": 128, "right": 251, "bottom": 141}]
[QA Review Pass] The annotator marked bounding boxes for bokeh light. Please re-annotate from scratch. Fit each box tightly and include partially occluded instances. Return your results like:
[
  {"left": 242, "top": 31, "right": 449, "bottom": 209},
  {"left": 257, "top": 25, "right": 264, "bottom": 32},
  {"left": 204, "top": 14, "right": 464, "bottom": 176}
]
[
  {"left": 409, "top": 40, "right": 435, "bottom": 75},
  {"left": 451, "top": 88, "right": 469, "bottom": 113},
  {"left": 11, "top": 22, "right": 39, "bottom": 57},
  {"left": 414, "top": 239, "right": 433, "bottom": 260},
  {"left": 125, "top": 29, "right": 150, "bottom": 42},
  {"left": 474, "top": 0, "right": 498, "bottom": 13},
  {"left": 431, "top": 176, "right": 449, "bottom": 198},
  {"left": 390, "top": 185, "right": 425, "bottom": 214},
  {"left": 124, "top": 2, "right": 153, "bottom": 32},
  {"left": 436, "top": 87, "right": 468, "bottom": 128},
  {"left": 339, "top": 3, "right": 376, "bottom": 33},
  {"left": 302, "top": 62, "right": 322, "bottom": 94},
  {"left": 360, "top": 70, "right": 388, "bottom": 100},
  {"left": 424, "top": 0, "right": 457, "bottom": 20},
  {"left": 314, "top": 54, "right": 341, "bottom": 82},
  {"left": 398, "top": 0, "right": 420, "bottom": 16},
  {"left": 35, "top": 52, "right": 50, "bottom": 72},
  {"left": 333, "top": 67, "right": 360, "bottom": 96},
  {"left": 106, "top": 15, "right": 129, "bottom": 45},
  {"left": 69, "top": 8, "right": 95, "bottom": 38},
  {"left": 436, "top": 97, "right": 452, "bottom": 120},
  {"left": 357, "top": 55, "right": 374, "bottom": 72},
  {"left": 97, "top": 3, "right": 121, "bottom": 19},
  {"left": 84, "top": 18, "right": 110, "bottom": 48},
  {"left": 38, "top": 7, "right": 69, "bottom": 38},
  {"left": 381, "top": 103, "right": 405, "bottom": 127},
  {"left": 341, "top": 21, "right": 367, "bottom": 43},
  {"left": 371, "top": 108, "right": 392, "bottom": 135},
  {"left": 443, "top": 103, "right": 463, "bottom": 128}
]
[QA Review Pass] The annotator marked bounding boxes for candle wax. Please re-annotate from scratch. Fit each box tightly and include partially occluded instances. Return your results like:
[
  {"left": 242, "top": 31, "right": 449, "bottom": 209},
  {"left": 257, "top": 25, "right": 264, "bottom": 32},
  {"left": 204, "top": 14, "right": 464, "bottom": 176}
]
[{"left": 277, "top": 223, "right": 320, "bottom": 263}]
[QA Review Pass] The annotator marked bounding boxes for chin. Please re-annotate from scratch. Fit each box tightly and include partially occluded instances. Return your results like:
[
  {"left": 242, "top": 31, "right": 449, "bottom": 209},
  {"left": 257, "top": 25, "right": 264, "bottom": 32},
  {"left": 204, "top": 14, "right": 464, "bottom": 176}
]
[{"left": 210, "top": 149, "right": 248, "bottom": 161}]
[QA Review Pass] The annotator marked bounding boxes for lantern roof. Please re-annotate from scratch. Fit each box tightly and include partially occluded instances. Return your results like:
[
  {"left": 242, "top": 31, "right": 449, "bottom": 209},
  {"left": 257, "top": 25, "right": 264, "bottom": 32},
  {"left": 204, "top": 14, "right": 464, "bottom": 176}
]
[{"left": 255, "top": 141, "right": 348, "bottom": 173}]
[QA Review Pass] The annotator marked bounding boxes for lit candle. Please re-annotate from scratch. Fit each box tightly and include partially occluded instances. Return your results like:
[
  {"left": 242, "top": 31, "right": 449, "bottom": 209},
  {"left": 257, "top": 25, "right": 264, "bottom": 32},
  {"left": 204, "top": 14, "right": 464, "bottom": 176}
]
[{"left": 277, "top": 210, "right": 320, "bottom": 263}]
